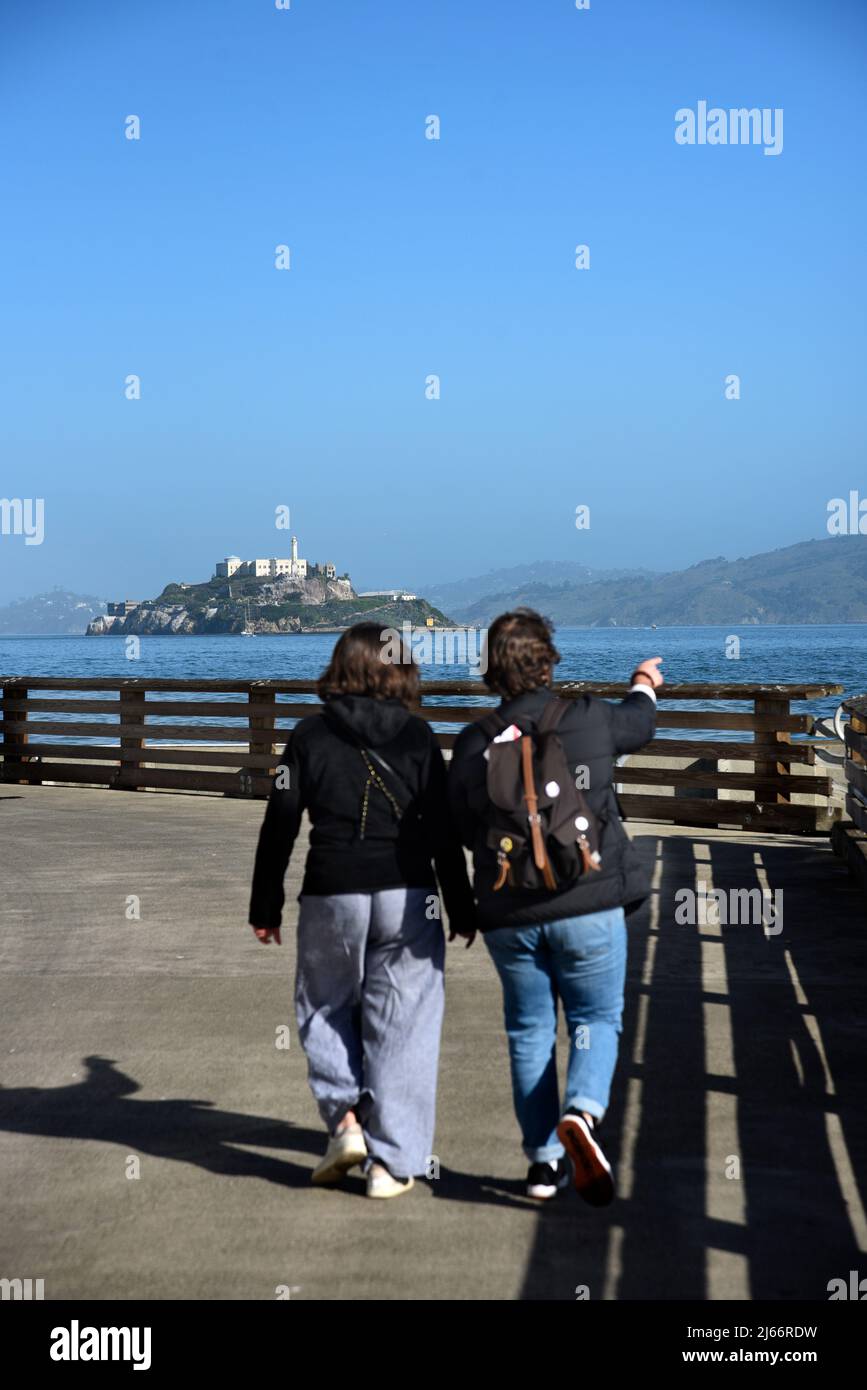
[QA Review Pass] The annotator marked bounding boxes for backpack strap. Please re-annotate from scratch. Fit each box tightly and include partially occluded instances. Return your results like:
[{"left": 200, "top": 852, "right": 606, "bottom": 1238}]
[
  {"left": 520, "top": 734, "right": 557, "bottom": 887},
  {"left": 363, "top": 747, "right": 415, "bottom": 810},
  {"left": 357, "top": 747, "right": 405, "bottom": 840},
  {"left": 477, "top": 708, "right": 510, "bottom": 740}
]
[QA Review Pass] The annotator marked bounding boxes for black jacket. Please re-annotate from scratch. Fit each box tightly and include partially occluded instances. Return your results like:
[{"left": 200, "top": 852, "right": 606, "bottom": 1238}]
[
  {"left": 249, "top": 694, "right": 477, "bottom": 932},
  {"left": 448, "top": 685, "right": 655, "bottom": 930}
]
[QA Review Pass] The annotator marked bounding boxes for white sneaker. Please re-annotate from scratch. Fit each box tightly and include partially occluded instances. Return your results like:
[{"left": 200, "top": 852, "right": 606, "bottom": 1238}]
[
  {"left": 311, "top": 1124, "right": 368, "bottom": 1185},
  {"left": 366, "top": 1162, "right": 415, "bottom": 1200},
  {"left": 526, "top": 1158, "right": 571, "bottom": 1200}
]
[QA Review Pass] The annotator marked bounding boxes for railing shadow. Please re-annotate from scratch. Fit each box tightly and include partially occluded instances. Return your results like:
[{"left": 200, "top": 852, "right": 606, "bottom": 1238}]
[{"left": 518, "top": 831, "right": 867, "bottom": 1300}]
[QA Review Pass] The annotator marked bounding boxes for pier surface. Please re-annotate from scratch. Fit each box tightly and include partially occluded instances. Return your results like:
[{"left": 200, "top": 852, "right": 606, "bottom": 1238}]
[{"left": 1, "top": 783, "right": 865, "bottom": 1301}]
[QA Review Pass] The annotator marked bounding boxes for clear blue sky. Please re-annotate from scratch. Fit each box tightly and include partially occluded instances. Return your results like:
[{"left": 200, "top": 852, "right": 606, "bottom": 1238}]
[{"left": 1, "top": 0, "right": 865, "bottom": 603}]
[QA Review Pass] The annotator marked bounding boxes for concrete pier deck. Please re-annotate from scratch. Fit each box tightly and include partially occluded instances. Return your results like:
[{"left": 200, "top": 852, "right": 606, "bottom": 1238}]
[{"left": 1, "top": 783, "right": 865, "bottom": 1301}]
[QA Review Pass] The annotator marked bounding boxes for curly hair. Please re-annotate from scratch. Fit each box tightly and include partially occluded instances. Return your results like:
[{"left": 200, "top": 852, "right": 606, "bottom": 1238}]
[{"left": 482, "top": 608, "right": 560, "bottom": 697}]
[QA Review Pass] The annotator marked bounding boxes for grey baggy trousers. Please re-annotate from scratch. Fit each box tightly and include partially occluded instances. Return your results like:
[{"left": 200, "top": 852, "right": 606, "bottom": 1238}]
[{"left": 295, "top": 887, "right": 445, "bottom": 1179}]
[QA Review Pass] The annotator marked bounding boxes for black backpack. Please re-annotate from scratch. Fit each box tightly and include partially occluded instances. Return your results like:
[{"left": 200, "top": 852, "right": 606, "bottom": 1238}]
[{"left": 478, "top": 698, "right": 603, "bottom": 892}]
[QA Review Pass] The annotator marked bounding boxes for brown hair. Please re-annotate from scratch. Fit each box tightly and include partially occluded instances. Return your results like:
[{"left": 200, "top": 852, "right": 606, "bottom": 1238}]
[
  {"left": 317, "top": 622, "right": 420, "bottom": 706},
  {"left": 483, "top": 608, "right": 560, "bottom": 697}
]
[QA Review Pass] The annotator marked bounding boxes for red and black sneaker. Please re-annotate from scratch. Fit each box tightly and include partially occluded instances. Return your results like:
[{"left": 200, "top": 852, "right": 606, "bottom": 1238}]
[{"left": 556, "top": 1111, "right": 615, "bottom": 1206}]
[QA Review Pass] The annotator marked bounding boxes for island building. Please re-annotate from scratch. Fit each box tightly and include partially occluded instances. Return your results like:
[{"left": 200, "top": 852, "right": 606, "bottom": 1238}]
[
  {"left": 106, "top": 600, "right": 140, "bottom": 616},
  {"left": 215, "top": 536, "right": 336, "bottom": 582},
  {"left": 358, "top": 589, "right": 418, "bottom": 601}
]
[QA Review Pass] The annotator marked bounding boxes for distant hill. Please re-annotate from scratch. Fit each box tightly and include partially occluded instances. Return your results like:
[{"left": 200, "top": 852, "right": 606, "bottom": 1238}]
[
  {"left": 423, "top": 560, "right": 652, "bottom": 614},
  {"left": 0, "top": 589, "right": 107, "bottom": 635},
  {"left": 444, "top": 537, "right": 867, "bottom": 627}
]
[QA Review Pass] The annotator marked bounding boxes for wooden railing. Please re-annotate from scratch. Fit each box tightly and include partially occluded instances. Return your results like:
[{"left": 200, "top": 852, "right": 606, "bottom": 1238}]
[
  {"left": 0, "top": 676, "right": 844, "bottom": 833},
  {"left": 831, "top": 694, "right": 867, "bottom": 892},
  {"left": 842, "top": 695, "right": 867, "bottom": 832}
]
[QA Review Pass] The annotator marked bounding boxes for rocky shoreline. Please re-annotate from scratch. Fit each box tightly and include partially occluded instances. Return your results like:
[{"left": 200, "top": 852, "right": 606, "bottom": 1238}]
[{"left": 85, "top": 573, "right": 450, "bottom": 637}]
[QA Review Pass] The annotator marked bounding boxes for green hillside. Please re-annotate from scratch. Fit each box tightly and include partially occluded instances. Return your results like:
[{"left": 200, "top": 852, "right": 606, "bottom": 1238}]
[{"left": 449, "top": 537, "right": 867, "bottom": 627}]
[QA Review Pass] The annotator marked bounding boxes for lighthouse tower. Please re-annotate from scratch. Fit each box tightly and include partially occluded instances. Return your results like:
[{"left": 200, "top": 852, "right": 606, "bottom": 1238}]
[{"left": 288, "top": 534, "right": 307, "bottom": 579}]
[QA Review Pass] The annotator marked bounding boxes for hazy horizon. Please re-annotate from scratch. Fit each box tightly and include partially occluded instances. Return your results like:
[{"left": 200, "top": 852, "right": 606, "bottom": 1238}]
[{"left": 1, "top": 530, "right": 865, "bottom": 612}]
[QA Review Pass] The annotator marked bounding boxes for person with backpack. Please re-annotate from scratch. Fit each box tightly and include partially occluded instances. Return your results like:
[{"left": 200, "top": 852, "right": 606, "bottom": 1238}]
[
  {"left": 248, "top": 623, "right": 477, "bottom": 1199},
  {"left": 448, "top": 609, "right": 662, "bottom": 1204}
]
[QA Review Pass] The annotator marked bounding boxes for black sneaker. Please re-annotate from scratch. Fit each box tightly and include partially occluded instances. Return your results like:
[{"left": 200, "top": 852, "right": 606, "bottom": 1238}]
[
  {"left": 556, "top": 1111, "right": 614, "bottom": 1206},
  {"left": 526, "top": 1157, "right": 570, "bottom": 1201}
]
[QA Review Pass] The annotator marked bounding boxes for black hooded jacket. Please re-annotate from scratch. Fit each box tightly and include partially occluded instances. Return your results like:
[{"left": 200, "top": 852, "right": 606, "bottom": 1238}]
[
  {"left": 447, "top": 684, "right": 656, "bottom": 930},
  {"left": 248, "top": 694, "right": 477, "bottom": 932}
]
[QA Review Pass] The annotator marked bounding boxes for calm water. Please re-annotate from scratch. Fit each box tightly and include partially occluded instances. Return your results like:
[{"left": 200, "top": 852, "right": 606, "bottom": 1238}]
[{"left": 1, "top": 626, "right": 864, "bottom": 744}]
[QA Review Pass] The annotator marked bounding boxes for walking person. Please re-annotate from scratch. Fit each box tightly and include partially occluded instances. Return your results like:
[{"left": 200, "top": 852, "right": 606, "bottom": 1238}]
[
  {"left": 448, "top": 609, "right": 661, "bottom": 1203},
  {"left": 248, "top": 623, "right": 477, "bottom": 1199}
]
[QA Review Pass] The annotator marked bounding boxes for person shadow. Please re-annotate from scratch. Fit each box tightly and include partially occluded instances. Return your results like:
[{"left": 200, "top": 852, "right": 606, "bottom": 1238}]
[
  {"left": 0, "top": 1054, "right": 533, "bottom": 1210},
  {"left": 0, "top": 1054, "right": 322, "bottom": 1188}
]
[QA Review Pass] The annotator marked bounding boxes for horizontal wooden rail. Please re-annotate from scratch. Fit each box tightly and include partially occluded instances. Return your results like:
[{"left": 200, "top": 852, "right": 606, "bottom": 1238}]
[
  {"left": 17, "top": 743, "right": 280, "bottom": 770},
  {"left": 2, "top": 721, "right": 278, "bottom": 742},
  {"left": 0, "top": 698, "right": 317, "bottom": 720},
  {"left": 0, "top": 675, "right": 838, "bottom": 698},
  {"left": 842, "top": 695, "right": 867, "bottom": 835},
  {"left": 0, "top": 676, "right": 844, "bottom": 832},
  {"left": 616, "top": 767, "right": 828, "bottom": 794},
  {"left": 642, "top": 739, "right": 816, "bottom": 764}
]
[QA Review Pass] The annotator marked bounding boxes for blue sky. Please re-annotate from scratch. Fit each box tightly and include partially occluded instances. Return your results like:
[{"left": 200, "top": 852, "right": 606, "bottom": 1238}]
[{"left": 1, "top": 0, "right": 865, "bottom": 603}]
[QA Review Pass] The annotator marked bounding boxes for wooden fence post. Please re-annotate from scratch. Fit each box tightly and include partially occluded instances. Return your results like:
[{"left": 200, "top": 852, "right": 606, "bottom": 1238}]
[
  {"left": 1, "top": 683, "right": 30, "bottom": 784},
  {"left": 845, "top": 700, "right": 867, "bottom": 833},
  {"left": 116, "top": 687, "right": 145, "bottom": 790},
  {"left": 753, "top": 695, "right": 792, "bottom": 804},
  {"left": 246, "top": 689, "right": 276, "bottom": 796}
]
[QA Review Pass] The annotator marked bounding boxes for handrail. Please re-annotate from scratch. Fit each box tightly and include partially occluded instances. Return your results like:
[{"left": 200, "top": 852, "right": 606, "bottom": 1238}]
[
  {"left": 841, "top": 695, "right": 867, "bottom": 833},
  {"left": 1, "top": 676, "right": 845, "bottom": 832},
  {"left": 0, "top": 676, "right": 843, "bottom": 698}
]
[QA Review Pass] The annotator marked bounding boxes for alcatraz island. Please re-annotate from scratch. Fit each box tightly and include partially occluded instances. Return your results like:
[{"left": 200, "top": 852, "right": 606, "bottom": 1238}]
[{"left": 86, "top": 535, "right": 450, "bottom": 636}]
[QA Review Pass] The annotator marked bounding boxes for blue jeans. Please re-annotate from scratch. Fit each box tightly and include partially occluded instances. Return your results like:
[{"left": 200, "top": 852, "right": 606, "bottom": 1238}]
[{"left": 484, "top": 908, "right": 627, "bottom": 1164}]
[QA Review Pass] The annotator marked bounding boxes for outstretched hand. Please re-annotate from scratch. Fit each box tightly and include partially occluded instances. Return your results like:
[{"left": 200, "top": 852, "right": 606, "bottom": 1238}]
[
  {"left": 634, "top": 657, "right": 664, "bottom": 689},
  {"left": 250, "top": 924, "right": 282, "bottom": 945}
]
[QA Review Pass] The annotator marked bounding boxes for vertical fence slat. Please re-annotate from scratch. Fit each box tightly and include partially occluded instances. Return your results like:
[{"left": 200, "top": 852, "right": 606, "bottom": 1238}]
[
  {"left": 754, "top": 696, "right": 792, "bottom": 806},
  {"left": 116, "top": 688, "right": 145, "bottom": 791},
  {"left": 246, "top": 689, "right": 276, "bottom": 797},
  {"left": 1, "top": 683, "right": 31, "bottom": 784},
  {"left": 846, "top": 702, "right": 867, "bottom": 832}
]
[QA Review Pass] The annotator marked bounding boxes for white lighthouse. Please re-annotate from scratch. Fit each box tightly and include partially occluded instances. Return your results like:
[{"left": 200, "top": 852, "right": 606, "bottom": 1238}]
[{"left": 288, "top": 535, "right": 307, "bottom": 578}]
